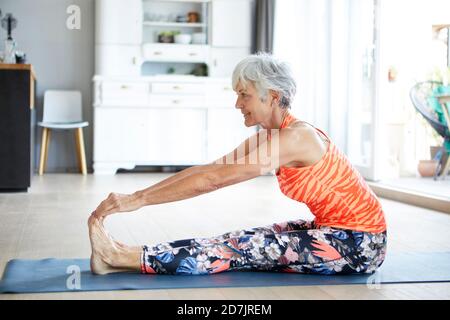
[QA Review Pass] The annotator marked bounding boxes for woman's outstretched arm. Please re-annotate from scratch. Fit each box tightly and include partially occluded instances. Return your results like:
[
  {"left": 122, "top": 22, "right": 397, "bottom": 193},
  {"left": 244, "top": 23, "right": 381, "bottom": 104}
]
[
  {"left": 131, "top": 130, "right": 259, "bottom": 196},
  {"left": 92, "top": 129, "right": 300, "bottom": 219}
]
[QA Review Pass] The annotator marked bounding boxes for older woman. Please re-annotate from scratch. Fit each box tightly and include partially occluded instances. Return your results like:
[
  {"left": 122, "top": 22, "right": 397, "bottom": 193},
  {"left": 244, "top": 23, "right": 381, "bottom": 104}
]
[{"left": 88, "top": 53, "right": 387, "bottom": 276}]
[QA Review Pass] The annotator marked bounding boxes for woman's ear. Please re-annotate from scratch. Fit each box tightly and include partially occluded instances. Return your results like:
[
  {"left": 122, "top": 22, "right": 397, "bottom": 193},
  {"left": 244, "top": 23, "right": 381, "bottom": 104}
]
[{"left": 270, "top": 90, "right": 280, "bottom": 107}]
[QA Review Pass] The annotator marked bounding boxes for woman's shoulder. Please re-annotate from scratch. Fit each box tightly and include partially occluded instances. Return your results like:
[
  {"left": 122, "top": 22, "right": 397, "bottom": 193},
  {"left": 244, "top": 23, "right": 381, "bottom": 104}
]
[
  {"left": 282, "top": 120, "right": 319, "bottom": 141},
  {"left": 284, "top": 119, "right": 330, "bottom": 144},
  {"left": 279, "top": 120, "right": 330, "bottom": 167},
  {"left": 284, "top": 118, "right": 312, "bottom": 129}
]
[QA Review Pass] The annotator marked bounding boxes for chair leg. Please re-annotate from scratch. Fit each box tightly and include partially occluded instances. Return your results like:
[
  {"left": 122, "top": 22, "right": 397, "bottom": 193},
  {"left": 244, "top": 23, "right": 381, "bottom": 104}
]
[
  {"left": 433, "top": 147, "right": 444, "bottom": 180},
  {"left": 441, "top": 154, "right": 450, "bottom": 180},
  {"left": 74, "top": 129, "right": 82, "bottom": 173},
  {"left": 44, "top": 129, "right": 51, "bottom": 172},
  {"left": 75, "top": 127, "right": 87, "bottom": 175},
  {"left": 38, "top": 128, "right": 49, "bottom": 175}
]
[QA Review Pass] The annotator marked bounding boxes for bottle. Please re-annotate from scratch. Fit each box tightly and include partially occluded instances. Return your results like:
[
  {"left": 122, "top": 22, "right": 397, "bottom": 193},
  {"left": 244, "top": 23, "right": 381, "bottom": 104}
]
[{"left": 4, "top": 38, "right": 16, "bottom": 63}]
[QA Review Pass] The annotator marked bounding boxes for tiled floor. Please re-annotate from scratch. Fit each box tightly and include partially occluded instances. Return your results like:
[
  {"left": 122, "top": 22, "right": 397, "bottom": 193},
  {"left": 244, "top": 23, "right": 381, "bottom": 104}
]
[{"left": 0, "top": 173, "right": 449, "bottom": 299}]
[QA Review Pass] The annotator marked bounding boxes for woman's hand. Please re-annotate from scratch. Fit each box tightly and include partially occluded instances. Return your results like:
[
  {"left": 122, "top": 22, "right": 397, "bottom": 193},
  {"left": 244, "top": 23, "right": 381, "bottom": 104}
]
[{"left": 91, "top": 192, "right": 142, "bottom": 219}]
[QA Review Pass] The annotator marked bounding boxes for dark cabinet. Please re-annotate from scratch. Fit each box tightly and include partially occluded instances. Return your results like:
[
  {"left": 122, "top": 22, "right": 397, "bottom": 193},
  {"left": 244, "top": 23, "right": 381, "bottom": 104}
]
[{"left": 0, "top": 64, "right": 36, "bottom": 192}]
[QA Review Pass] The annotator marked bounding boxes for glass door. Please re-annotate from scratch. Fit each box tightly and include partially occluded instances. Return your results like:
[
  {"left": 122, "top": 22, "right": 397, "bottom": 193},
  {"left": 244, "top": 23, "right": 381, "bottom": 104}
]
[{"left": 346, "top": 0, "right": 381, "bottom": 181}]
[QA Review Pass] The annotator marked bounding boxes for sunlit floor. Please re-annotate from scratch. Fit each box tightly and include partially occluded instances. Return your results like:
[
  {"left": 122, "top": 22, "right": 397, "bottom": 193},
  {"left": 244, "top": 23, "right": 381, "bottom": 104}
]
[
  {"left": 379, "top": 176, "right": 450, "bottom": 199},
  {"left": 1, "top": 173, "right": 450, "bottom": 300}
]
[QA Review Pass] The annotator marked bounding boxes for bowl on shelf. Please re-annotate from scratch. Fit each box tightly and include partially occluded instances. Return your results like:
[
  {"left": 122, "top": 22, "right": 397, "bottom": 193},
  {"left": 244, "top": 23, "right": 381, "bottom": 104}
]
[
  {"left": 174, "top": 34, "right": 192, "bottom": 44},
  {"left": 192, "top": 32, "right": 206, "bottom": 44},
  {"left": 176, "top": 15, "right": 188, "bottom": 23}
]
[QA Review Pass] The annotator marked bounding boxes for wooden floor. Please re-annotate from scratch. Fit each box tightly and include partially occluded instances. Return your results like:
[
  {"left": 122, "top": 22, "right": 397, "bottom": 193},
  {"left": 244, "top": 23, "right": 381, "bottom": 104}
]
[{"left": 1, "top": 173, "right": 449, "bottom": 300}]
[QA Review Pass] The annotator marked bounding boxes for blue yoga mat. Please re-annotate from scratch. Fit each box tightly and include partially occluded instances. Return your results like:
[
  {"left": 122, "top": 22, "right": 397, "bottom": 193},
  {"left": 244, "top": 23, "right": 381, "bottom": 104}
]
[{"left": 1, "top": 252, "right": 450, "bottom": 294}]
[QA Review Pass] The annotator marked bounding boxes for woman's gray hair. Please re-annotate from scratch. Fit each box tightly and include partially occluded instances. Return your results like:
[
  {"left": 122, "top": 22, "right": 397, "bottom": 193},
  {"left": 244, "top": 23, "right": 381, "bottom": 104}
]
[{"left": 232, "top": 52, "right": 297, "bottom": 109}]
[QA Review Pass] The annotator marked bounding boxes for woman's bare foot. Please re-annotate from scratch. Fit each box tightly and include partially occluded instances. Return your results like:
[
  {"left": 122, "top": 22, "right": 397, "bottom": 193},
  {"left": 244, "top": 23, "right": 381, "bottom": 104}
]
[
  {"left": 88, "top": 215, "right": 139, "bottom": 275},
  {"left": 110, "top": 236, "right": 142, "bottom": 252},
  {"left": 95, "top": 216, "right": 142, "bottom": 252}
]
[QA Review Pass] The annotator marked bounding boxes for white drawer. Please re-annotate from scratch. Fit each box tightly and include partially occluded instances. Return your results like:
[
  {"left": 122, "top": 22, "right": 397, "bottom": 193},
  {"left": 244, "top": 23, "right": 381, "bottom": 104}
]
[
  {"left": 142, "top": 44, "right": 209, "bottom": 63},
  {"left": 204, "top": 83, "right": 236, "bottom": 107},
  {"left": 205, "top": 95, "right": 237, "bottom": 108},
  {"left": 101, "top": 81, "right": 149, "bottom": 106},
  {"left": 148, "top": 94, "right": 205, "bottom": 108},
  {"left": 205, "top": 83, "right": 234, "bottom": 94},
  {"left": 151, "top": 82, "right": 205, "bottom": 95},
  {"left": 102, "top": 82, "right": 149, "bottom": 95}
]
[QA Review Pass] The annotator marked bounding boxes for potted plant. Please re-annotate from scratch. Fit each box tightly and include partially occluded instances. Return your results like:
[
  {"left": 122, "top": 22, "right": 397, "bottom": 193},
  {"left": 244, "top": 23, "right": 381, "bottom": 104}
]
[{"left": 158, "top": 30, "right": 180, "bottom": 43}]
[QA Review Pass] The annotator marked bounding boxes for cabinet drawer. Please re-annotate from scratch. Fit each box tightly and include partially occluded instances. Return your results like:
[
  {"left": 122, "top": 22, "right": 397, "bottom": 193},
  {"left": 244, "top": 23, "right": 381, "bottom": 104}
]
[
  {"left": 142, "top": 44, "right": 209, "bottom": 62},
  {"left": 148, "top": 94, "right": 205, "bottom": 108},
  {"left": 102, "top": 82, "right": 149, "bottom": 95},
  {"left": 205, "top": 83, "right": 234, "bottom": 94},
  {"left": 101, "top": 82, "right": 149, "bottom": 106},
  {"left": 205, "top": 95, "right": 236, "bottom": 108},
  {"left": 151, "top": 82, "right": 205, "bottom": 95},
  {"left": 204, "top": 83, "right": 236, "bottom": 107}
]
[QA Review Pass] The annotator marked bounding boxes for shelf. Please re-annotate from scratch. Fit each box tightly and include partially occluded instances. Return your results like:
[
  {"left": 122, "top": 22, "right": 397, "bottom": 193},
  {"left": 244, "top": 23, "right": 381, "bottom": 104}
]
[
  {"left": 143, "top": 21, "right": 206, "bottom": 28},
  {"left": 142, "top": 42, "right": 209, "bottom": 47},
  {"left": 144, "top": 0, "right": 210, "bottom": 3}
]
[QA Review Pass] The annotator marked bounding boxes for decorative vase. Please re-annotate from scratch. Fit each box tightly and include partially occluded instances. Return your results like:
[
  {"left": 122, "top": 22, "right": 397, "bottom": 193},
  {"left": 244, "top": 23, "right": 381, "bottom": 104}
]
[
  {"left": 417, "top": 160, "right": 439, "bottom": 177},
  {"left": 187, "top": 12, "right": 199, "bottom": 23}
]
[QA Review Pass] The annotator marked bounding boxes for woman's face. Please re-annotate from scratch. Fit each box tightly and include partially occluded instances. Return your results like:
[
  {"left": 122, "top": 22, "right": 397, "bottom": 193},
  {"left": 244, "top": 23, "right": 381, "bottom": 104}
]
[{"left": 234, "top": 81, "right": 272, "bottom": 127}]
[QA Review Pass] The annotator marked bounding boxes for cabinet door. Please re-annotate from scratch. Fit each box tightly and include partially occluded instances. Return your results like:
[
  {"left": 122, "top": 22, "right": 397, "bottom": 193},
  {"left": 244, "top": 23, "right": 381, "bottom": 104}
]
[
  {"left": 147, "top": 109, "right": 207, "bottom": 164},
  {"left": 211, "top": 0, "right": 252, "bottom": 47},
  {"left": 205, "top": 81, "right": 236, "bottom": 107},
  {"left": 95, "top": 45, "right": 141, "bottom": 76},
  {"left": 209, "top": 47, "right": 250, "bottom": 77},
  {"left": 207, "top": 108, "right": 256, "bottom": 162},
  {"left": 142, "top": 44, "right": 210, "bottom": 63},
  {"left": 96, "top": 0, "right": 142, "bottom": 45},
  {"left": 94, "top": 108, "right": 148, "bottom": 162}
]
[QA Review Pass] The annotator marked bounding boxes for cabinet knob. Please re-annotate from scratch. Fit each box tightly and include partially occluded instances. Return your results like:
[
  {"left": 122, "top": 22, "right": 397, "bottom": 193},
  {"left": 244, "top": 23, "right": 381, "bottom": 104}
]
[
  {"left": 173, "top": 86, "right": 182, "bottom": 90},
  {"left": 153, "top": 51, "right": 163, "bottom": 55},
  {"left": 189, "top": 52, "right": 198, "bottom": 56},
  {"left": 172, "top": 99, "right": 180, "bottom": 104},
  {"left": 121, "top": 85, "right": 129, "bottom": 90}
]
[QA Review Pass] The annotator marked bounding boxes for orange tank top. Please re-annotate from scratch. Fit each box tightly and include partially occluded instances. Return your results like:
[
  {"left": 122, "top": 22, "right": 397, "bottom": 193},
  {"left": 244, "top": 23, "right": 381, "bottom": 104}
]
[{"left": 275, "top": 113, "right": 387, "bottom": 233}]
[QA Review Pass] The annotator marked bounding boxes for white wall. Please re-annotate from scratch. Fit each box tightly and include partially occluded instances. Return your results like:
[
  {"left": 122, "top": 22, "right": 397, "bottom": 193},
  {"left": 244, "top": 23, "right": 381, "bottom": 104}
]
[{"left": 0, "top": 0, "right": 95, "bottom": 173}]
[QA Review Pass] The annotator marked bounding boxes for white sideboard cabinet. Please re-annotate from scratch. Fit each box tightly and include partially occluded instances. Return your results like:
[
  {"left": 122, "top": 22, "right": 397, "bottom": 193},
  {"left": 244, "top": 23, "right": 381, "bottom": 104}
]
[
  {"left": 93, "top": 76, "right": 256, "bottom": 174},
  {"left": 93, "top": 0, "right": 255, "bottom": 174}
]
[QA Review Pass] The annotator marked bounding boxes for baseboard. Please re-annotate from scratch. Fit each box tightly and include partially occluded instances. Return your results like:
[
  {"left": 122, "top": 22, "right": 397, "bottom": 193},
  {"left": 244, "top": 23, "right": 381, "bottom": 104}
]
[{"left": 368, "top": 182, "right": 450, "bottom": 214}]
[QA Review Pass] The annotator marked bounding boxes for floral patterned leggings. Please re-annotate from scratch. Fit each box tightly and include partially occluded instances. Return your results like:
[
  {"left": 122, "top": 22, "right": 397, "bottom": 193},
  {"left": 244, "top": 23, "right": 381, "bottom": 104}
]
[{"left": 141, "top": 219, "right": 387, "bottom": 275}]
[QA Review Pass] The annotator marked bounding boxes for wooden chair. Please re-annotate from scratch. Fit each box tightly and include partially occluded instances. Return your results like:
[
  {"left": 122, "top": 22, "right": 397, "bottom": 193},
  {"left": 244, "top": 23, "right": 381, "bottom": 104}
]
[
  {"left": 410, "top": 81, "right": 450, "bottom": 179},
  {"left": 38, "top": 90, "right": 88, "bottom": 175}
]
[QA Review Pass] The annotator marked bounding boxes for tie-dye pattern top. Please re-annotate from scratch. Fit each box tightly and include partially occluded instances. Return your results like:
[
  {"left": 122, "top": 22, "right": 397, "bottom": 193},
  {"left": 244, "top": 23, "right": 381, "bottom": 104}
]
[{"left": 275, "top": 113, "right": 387, "bottom": 233}]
